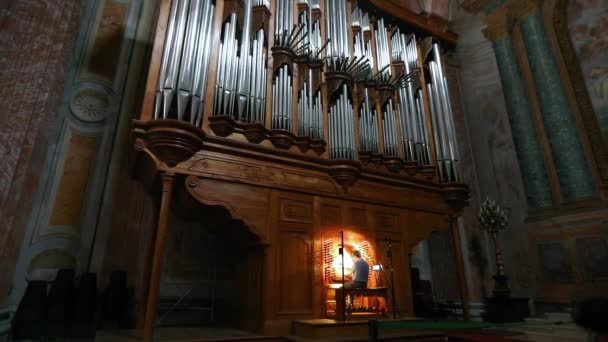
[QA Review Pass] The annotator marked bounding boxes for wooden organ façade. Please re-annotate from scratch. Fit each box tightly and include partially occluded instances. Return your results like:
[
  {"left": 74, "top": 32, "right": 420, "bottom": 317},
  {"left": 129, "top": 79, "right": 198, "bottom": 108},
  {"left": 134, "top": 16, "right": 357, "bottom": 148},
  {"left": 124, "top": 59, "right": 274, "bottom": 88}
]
[{"left": 131, "top": 0, "right": 469, "bottom": 338}]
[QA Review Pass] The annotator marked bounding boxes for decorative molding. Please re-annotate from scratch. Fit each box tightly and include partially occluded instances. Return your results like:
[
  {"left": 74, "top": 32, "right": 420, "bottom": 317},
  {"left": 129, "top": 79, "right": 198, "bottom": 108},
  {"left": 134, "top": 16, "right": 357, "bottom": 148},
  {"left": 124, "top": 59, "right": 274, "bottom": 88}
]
[
  {"left": 70, "top": 88, "right": 112, "bottom": 123},
  {"left": 507, "top": 0, "right": 540, "bottom": 20},
  {"left": 133, "top": 119, "right": 205, "bottom": 167},
  {"left": 482, "top": 9, "right": 514, "bottom": 42}
]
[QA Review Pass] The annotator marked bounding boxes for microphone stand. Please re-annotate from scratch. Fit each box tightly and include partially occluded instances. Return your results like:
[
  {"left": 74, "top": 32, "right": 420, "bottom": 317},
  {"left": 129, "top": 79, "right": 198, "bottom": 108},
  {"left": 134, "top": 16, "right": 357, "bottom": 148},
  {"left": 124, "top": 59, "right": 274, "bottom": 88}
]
[
  {"left": 339, "top": 231, "right": 346, "bottom": 322},
  {"left": 386, "top": 236, "right": 396, "bottom": 319}
]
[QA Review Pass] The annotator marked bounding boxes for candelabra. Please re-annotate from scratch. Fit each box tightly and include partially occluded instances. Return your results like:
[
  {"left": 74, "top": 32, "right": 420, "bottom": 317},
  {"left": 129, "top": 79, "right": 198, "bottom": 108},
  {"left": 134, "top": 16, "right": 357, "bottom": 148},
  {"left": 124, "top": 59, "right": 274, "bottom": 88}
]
[{"left": 478, "top": 198, "right": 510, "bottom": 298}]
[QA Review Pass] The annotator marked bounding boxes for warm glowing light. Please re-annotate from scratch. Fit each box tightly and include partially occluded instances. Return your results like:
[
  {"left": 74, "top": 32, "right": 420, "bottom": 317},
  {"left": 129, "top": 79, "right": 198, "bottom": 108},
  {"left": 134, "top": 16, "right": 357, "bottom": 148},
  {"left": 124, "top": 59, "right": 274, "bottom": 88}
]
[
  {"left": 332, "top": 248, "right": 354, "bottom": 278},
  {"left": 329, "top": 284, "right": 343, "bottom": 289}
]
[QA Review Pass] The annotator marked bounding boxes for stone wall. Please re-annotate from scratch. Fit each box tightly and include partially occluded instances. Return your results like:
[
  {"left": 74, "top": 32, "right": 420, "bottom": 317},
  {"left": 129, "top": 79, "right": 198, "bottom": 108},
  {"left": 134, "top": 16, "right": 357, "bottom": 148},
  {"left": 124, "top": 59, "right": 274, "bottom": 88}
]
[{"left": 0, "top": 0, "right": 84, "bottom": 306}]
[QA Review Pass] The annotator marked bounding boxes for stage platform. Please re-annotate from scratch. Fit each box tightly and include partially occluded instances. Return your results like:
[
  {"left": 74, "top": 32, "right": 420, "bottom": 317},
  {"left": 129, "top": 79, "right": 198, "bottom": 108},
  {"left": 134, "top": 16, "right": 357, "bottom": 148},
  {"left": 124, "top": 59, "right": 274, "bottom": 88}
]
[
  {"left": 95, "top": 320, "right": 507, "bottom": 341},
  {"left": 287, "top": 318, "right": 446, "bottom": 341},
  {"left": 95, "top": 327, "right": 280, "bottom": 341}
]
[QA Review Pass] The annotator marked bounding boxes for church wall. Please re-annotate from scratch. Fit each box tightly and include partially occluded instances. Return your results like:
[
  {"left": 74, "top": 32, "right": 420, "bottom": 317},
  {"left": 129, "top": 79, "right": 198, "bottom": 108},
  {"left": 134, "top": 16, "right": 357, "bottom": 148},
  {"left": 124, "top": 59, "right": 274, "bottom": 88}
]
[
  {"left": 4, "top": 0, "right": 156, "bottom": 314},
  {"left": 568, "top": 0, "right": 608, "bottom": 141},
  {"left": 440, "top": 5, "right": 535, "bottom": 309},
  {"left": 450, "top": 0, "right": 608, "bottom": 308},
  {"left": 0, "top": 0, "right": 84, "bottom": 306}
]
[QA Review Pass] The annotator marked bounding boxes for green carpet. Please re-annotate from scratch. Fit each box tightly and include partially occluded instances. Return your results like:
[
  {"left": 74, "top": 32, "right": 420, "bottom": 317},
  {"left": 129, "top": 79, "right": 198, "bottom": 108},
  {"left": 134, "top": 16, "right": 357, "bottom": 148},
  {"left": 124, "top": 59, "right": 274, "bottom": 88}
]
[{"left": 377, "top": 320, "right": 491, "bottom": 330}]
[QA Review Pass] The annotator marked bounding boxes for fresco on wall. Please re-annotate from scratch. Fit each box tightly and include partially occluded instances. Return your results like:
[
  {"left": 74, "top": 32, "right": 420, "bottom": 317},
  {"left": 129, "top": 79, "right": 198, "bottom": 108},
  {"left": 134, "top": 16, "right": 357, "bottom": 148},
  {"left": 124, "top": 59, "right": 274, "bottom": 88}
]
[{"left": 569, "top": 0, "right": 608, "bottom": 139}]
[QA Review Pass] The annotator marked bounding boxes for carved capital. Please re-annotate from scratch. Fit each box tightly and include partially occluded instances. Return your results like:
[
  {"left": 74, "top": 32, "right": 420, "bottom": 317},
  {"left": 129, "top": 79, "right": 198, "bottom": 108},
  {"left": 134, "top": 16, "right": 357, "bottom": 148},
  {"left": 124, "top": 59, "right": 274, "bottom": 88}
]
[
  {"left": 508, "top": 0, "right": 540, "bottom": 20},
  {"left": 482, "top": 9, "right": 514, "bottom": 42},
  {"left": 133, "top": 119, "right": 205, "bottom": 167}
]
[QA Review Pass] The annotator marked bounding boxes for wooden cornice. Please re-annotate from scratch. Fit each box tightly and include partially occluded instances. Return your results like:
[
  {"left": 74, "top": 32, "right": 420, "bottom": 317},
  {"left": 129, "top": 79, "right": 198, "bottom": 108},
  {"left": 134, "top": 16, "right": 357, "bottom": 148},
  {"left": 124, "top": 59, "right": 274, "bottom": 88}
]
[{"left": 360, "top": 0, "right": 458, "bottom": 45}]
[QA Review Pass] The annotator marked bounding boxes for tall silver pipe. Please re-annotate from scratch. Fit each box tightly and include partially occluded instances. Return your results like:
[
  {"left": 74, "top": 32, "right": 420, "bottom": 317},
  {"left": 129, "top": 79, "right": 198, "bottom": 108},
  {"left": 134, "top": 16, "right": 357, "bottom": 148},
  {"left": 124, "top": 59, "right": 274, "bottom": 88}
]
[
  {"left": 155, "top": 0, "right": 180, "bottom": 119},
  {"left": 176, "top": 0, "right": 201, "bottom": 120},
  {"left": 163, "top": 0, "right": 190, "bottom": 117},
  {"left": 192, "top": 0, "right": 215, "bottom": 125},
  {"left": 431, "top": 61, "right": 452, "bottom": 181},
  {"left": 427, "top": 82, "right": 443, "bottom": 180},
  {"left": 155, "top": 0, "right": 216, "bottom": 123}
]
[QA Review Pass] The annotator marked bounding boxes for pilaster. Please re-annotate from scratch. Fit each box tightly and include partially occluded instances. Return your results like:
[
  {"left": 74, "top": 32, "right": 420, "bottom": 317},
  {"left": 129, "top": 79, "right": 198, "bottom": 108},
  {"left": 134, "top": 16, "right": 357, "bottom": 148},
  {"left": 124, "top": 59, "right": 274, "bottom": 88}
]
[
  {"left": 508, "top": 0, "right": 597, "bottom": 201},
  {"left": 482, "top": 9, "right": 554, "bottom": 209}
]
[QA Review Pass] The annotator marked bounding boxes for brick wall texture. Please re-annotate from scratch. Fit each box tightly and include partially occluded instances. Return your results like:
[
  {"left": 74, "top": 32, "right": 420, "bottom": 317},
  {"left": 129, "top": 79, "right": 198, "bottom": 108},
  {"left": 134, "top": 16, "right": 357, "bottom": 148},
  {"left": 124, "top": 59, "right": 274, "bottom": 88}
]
[{"left": 0, "top": 0, "right": 84, "bottom": 304}]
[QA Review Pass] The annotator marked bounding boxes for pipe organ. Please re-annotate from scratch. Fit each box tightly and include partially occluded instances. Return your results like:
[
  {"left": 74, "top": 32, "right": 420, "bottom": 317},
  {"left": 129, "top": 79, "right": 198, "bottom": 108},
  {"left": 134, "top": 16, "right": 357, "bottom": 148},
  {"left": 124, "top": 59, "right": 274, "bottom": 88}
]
[
  {"left": 132, "top": 0, "right": 469, "bottom": 337},
  {"left": 143, "top": 0, "right": 462, "bottom": 178}
]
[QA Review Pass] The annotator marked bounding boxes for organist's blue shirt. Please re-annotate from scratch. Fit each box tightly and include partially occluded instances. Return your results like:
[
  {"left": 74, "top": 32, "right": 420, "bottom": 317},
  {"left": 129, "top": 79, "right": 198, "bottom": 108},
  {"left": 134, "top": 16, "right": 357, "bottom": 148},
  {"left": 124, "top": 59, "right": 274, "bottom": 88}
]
[{"left": 353, "top": 258, "right": 369, "bottom": 284}]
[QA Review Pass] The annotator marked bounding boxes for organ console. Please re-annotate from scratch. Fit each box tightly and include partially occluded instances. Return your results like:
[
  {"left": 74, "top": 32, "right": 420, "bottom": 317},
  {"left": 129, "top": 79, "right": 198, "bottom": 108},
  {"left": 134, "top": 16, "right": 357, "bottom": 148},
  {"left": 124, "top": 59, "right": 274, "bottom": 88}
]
[{"left": 132, "top": 0, "right": 469, "bottom": 338}]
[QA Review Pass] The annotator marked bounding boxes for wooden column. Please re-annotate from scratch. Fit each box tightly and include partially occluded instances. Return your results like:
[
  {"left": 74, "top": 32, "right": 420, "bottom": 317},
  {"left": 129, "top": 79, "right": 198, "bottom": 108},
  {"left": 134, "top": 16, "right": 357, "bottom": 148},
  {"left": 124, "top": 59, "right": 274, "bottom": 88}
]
[
  {"left": 143, "top": 172, "right": 175, "bottom": 340},
  {"left": 449, "top": 214, "right": 469, "bottom": 321}
]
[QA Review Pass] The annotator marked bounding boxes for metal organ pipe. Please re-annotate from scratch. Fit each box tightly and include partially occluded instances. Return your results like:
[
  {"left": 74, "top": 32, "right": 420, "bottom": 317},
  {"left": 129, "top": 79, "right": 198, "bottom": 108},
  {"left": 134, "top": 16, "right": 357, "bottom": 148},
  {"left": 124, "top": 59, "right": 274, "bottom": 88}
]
[
  {"left": 275, "top": 0, "right": 294, "bottom": 46},
  {"left": 325, "top": 0, "right": 350, "bottom": 71},
  {"left": 382, "top": 99, "right": 399, "bottom": 157},
  {"left": 425, "top": 41, "right": 460, "bottom": 182},
  {"left": 154, "top": 0, "right": 216, "bottom": 124},
  {"left": 148, "top": 0, "right": 461, "bottom": 184},
  {"left": 352, "top": 7, "right": 373, "bottom": 80},
  {"left": 212, "top": 0, "right": 268, "bottom": 124},
  {"left": 374, "top": 18, "right": 391, "bottom": 83},
  {"left": 359, "top": 89, "right": 378, "bottom": 153},
  {"left": 329, "top": 84, "right": 355, "bottom": 159},
  {"left": 272, "top": 64, "right": 293, "bottom": 130},
  {"left": 391, "top": 31, "right": 434, "bottom": 165}
]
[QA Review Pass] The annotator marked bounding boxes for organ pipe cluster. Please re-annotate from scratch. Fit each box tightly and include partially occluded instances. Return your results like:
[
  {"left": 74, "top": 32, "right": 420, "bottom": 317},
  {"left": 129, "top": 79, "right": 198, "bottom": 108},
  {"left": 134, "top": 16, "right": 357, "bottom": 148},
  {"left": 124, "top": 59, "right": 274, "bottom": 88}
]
[
  {"left": 297, "top": 5, "right": 323, "bottom": 60},
  {"left": 298, "top": 81, "right": 323, "bottom": 139},
  {"left": 374, "top": 18, "right": 392, "bottom": 83},
  {"left": 150, "top": 0, "right": 462, "bottom": 183},
  {"left": 154, "top": 0, "right": 216, "bottom": 125},
  {"left": 329, "top": 84, "right": 356, "bottom": 159},
  {"left": 426, "top": 42, "right": 460, "bottom": 182},
  {"left": 392, "top": 31, "right": 432, "bottom": 165},
  {"left": 352, "top": 7, "right": 373, "bottom": 79},
  {"left": 382, "top": 99, "right": 399, "bottom": 157},
  {"left": 213, "top": 0, "right": 268, "bottom": 123},
  {"left": 325, "top": 0, "right": 350, "bottom": 71},
  {"left": 271, "top": 65, "right": 293, "bottom": 130},
  {"left": 358, "top": 89, "right": 379, "bottom": 153}
]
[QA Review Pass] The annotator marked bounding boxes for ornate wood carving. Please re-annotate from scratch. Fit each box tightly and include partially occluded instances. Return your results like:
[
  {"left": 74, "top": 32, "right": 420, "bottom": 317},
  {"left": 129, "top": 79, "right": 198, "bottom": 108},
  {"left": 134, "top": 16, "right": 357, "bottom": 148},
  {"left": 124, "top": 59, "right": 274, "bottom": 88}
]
[
  {"left": 328, "top": 160, "right": 362, "bottom": 191},
  {"left": 133, "top": 119, "right": 205, "bottom": 167},
  {"left": 269, "top": 129, "right": 297, "bottom": 150},
  {"left": 185, "top": 176, "right": 270, "bottom": 240},
  {"left": 280, "top": 198, "right": 313, "bottom": 224},
  {"left": 442, "top": 183, "right": 470, "bottom": 214}
]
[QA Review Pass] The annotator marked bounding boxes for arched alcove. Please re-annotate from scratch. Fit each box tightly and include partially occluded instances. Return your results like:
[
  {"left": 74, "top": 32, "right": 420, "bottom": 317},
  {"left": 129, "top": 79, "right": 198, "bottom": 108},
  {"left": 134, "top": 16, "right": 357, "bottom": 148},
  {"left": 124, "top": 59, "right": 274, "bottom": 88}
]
[{"left": 158, "top": 187, "right": 267, "bottom": 333}]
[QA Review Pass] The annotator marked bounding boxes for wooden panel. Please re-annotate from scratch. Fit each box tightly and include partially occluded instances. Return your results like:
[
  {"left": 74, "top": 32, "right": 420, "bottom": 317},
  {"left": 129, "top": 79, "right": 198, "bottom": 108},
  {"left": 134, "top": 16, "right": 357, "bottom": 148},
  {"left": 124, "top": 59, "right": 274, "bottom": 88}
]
[
  {"left": 375, "top": 237, "right": 413, "bottom": 316},
  {"left": 186, "top": 178, "right": 270, "bottom": 240},
  {"left": 375, "top": 211, "right": 399, "bottom": 233},
  {"left": 346, "top": 205, "right": 368, "bottom": 230},
  {"left": 320, "top": 204, "right": 341, "bottom": 227},
  {"left": 279, "top": 230, "right": 313, "bottom": 314},
  {"left": 280, "top": 198, "right": 313, "bottom": 223}
]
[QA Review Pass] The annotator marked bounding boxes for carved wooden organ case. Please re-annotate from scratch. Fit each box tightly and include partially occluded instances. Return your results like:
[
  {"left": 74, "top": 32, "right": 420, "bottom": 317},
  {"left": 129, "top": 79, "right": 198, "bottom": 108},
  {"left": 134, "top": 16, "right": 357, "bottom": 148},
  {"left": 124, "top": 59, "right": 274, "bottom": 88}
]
[{"left": 131, "top": 0, "right": 469, "bottom": 336}]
